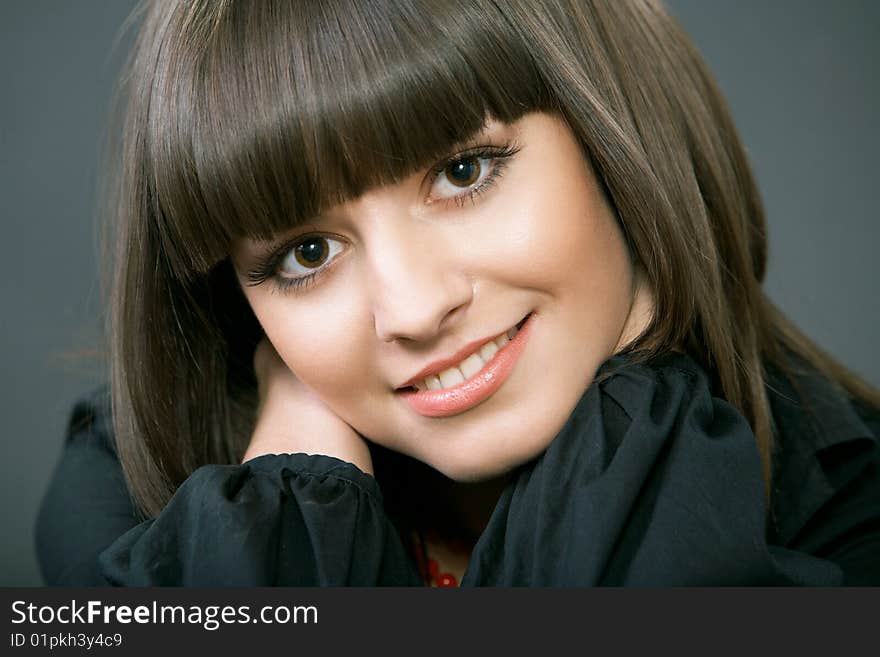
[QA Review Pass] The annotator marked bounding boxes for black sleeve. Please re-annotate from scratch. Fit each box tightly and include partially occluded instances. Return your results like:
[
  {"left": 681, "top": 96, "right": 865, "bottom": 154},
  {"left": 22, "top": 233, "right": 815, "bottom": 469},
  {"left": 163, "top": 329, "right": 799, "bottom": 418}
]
[
  {"left": 785, "top": 438, "right": 880, "bottom": 586},
  {"left": 35, "top": 390, "right": 422, "bottom": 586},
  {"left": 35, "top": 389, "right": 143, "bottom": 585},
  {"left": 463, "top": 356, "right": 855, "bottom": 586}
]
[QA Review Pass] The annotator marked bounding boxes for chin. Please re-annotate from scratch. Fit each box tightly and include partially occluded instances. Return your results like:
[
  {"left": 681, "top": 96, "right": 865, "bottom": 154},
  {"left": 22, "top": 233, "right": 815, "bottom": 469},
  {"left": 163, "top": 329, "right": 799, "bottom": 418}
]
[
  {"left": 438, "top": 464, "right": 508, "bottom": 484},
  {"left": 426, "top": 443, "right": 541, "bottom": 483}
]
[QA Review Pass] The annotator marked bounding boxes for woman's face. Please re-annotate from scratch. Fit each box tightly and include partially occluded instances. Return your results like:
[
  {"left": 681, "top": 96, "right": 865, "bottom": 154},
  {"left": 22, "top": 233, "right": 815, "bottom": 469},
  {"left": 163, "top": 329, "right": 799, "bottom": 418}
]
[{"left": 233, "top": 112, "right": 647, "bottom": 481}]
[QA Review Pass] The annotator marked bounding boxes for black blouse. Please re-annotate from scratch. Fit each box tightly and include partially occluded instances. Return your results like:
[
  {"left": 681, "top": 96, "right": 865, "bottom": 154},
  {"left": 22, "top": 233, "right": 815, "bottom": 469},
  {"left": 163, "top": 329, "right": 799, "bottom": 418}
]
[{"left": 35, "top": 350, "right": 880, "bottom": 586}]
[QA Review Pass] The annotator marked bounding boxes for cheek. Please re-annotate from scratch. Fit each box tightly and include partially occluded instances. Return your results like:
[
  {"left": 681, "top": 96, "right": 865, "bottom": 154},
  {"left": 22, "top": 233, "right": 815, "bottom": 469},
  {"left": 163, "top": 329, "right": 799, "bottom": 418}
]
[
  {"left": 481, "top": 158, "right": 631, "bottom": 307},
  {"left": 245, "top": 285, "right": 373, "bottom": 401}
]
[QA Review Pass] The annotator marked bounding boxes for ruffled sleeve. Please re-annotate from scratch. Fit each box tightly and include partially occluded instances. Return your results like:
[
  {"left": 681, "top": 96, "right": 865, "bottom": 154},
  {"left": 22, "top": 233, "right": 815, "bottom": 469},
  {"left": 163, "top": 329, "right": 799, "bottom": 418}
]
[
  {"left": 36, "top": 388, "right": 421, "bottom": 586},
  {"left": 462, "top": 352, "right": 847, "bottom": 585},
  {"left": 98, "top": 453, "right": 422, "bottom": 586}
]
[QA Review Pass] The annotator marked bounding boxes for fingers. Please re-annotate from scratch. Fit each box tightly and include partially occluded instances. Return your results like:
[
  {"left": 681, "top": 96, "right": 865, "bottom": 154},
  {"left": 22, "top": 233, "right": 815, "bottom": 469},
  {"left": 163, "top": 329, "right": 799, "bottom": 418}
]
[
  {"left": 253, "top": 336, "right": 272, "bottom": 380},
  {"left": 253, "top": 336, "right": 289, "bottom": 381}
]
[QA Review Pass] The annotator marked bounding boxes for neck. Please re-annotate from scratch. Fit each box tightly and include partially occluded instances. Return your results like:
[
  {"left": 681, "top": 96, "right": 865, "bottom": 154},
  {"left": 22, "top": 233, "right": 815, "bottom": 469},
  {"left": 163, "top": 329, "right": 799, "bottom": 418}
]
[
  {"left": 446, "top": 472, "right": 512, "bottom": 541},
  {"left": 415, "top": 473, "right": 512, "bottom": 587}
]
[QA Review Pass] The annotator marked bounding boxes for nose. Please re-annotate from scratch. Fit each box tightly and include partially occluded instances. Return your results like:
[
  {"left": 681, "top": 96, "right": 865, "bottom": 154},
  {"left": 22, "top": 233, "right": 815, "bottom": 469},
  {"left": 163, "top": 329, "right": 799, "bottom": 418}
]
[{"left": 368, "top": 225, "right": 473, "bottom": 344}]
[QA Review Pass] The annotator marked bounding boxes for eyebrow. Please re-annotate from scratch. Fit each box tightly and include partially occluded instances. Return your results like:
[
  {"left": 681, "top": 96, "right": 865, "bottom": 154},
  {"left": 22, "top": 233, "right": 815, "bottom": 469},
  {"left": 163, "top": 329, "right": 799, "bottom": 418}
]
[{"left": 444, "top": 117, "right": 511, "bottom": 154}]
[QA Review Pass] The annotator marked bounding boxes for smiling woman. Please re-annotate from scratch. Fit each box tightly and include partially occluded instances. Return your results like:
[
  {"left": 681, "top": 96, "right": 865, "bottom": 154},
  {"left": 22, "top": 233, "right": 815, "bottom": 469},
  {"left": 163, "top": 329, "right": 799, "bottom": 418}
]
[
  {"left": 35, "top": 0, "right": 880, "bottom": 586},
  {"left": 235, "top": 114, "right": 644, "bottom": 486}
]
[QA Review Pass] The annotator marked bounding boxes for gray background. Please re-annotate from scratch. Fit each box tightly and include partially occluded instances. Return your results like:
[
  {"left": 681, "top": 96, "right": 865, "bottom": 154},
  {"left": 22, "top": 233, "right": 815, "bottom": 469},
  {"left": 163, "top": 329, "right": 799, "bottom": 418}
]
[{"left": 1, "top": 1, "right": 877, "bottom": 585}]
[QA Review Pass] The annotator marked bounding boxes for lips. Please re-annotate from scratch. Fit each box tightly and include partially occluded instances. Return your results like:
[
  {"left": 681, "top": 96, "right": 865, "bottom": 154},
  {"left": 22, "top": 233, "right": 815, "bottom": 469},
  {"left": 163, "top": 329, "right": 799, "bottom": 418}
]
[
  {"left": 396, "top": 314, "right": 529, "bottom": 390},
  {"left": 396, "top": 312, "right": 534, "bottom": 417}
]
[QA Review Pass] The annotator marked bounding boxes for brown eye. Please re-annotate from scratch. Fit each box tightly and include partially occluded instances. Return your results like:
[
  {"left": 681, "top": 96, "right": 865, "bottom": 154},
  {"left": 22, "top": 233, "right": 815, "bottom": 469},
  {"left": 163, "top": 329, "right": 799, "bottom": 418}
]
[
  {"left": 294, "top": 237, "right": 329, "bottom": 269},
  {"left": 278, "top": 235, "right": 346, "bottom": 279},
  {"left": 444, "top": 157, "right": 481, "bottom": 187}
]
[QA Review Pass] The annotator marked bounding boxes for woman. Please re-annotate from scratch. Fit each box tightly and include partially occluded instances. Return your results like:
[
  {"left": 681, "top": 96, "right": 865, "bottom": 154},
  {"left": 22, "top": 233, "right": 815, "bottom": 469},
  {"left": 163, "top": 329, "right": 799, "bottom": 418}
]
[{"left": 36, "top": 0, "right": 880, "bottom": 585}]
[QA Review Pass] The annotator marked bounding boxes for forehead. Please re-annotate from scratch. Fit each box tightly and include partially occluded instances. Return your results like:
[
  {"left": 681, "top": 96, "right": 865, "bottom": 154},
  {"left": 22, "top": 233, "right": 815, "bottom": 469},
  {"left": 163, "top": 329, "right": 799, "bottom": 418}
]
[{"left": 228, "top": 117, "right": 524, "bottom": 260}]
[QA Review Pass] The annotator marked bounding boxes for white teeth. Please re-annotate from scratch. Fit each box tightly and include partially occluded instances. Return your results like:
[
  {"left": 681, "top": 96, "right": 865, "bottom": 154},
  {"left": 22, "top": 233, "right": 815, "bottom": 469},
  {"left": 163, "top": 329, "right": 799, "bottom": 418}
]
[
  {"left": 480, "top": 341, "right": 498, "bottom": 361},
  {"left": 412, "top": 320, "right": 523, "bottom": 392},
  {"left": 438, "top": 367, "right": 465, "bottom": 388},
  {"left": 459, "top": 353, "right": 485, "bottom": 379}
]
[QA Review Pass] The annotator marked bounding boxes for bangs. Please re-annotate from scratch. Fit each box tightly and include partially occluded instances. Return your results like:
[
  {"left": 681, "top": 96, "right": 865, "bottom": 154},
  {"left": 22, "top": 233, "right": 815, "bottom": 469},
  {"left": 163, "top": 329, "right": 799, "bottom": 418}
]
[{"left": 142, "top": 0, "right": 553, "bottom": 278}]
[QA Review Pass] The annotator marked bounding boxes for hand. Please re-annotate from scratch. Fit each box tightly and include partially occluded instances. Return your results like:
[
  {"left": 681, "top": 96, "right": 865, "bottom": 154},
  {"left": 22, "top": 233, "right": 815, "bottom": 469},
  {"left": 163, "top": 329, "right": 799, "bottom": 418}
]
[{"left": 242, "top": 338, "right": 374, "bottom": 475}]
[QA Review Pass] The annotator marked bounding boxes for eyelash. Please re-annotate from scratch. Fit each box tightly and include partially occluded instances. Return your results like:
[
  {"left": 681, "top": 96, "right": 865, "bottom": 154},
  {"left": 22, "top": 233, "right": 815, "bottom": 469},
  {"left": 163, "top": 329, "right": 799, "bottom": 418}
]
[
  {"left": 245, "top": 141, "right": 521, "bottom": 294},
  {"left": 426, "top": 142, "right": 520, "bottom": 208}
]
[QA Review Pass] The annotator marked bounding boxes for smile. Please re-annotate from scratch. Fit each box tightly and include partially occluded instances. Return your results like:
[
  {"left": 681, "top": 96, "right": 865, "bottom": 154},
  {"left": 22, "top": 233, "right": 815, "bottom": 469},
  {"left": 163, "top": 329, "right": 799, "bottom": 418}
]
[{"left": 396, "top": 312, "right": 534, "bottom": 417}]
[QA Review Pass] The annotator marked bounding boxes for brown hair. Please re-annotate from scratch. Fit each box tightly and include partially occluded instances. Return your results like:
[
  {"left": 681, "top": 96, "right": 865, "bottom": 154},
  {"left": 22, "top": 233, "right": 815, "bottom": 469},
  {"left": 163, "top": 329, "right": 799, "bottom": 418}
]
[{"left": 104, "top": 0, "right": 879, "bottom": 521}]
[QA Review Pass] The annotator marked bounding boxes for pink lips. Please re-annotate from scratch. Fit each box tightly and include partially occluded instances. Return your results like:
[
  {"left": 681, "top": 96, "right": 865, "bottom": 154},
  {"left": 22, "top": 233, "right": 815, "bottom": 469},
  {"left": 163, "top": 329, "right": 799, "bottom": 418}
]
[{"left": 397, "top": 313, "right": 534, "bottom": 417}]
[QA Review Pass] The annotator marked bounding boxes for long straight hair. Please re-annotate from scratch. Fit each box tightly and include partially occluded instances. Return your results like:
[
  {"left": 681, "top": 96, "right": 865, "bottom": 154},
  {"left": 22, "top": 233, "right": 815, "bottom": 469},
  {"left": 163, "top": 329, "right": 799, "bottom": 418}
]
[{"left": 104, "top": 0, "right": 880, "bottom": 523}]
